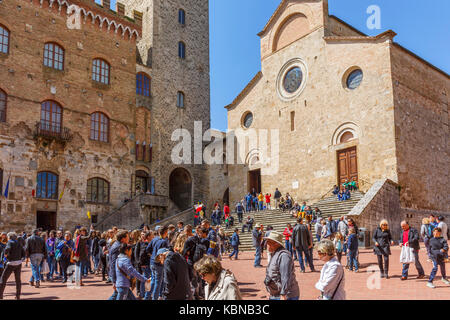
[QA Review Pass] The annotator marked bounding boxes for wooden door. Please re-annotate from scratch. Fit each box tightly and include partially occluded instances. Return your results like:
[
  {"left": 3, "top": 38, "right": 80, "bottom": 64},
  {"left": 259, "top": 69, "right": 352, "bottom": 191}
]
[
  {"left": 248, "top": 169, "right": 261, "bottom": 193},
  {"left": 337, "top": 147, "right": 358, "bottom": 186}
]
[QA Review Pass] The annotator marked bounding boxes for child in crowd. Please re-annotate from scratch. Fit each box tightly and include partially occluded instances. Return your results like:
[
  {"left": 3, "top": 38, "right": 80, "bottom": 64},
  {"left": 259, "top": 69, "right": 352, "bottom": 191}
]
[
  {"left": 346, "top": 228, "right": 359, "bottom": 272},
  {"left": 334, "top": 233, "right": 345, "bottom": 264}
]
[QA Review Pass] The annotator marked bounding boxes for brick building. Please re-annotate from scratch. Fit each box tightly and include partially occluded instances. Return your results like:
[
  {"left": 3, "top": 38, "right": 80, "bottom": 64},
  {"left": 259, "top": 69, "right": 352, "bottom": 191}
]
[
  {"left": 225, "top": 0, "right": 449, "bottom": 220},
  {"left": 0, "top": 0, "right": 210, "bottom": 232}
]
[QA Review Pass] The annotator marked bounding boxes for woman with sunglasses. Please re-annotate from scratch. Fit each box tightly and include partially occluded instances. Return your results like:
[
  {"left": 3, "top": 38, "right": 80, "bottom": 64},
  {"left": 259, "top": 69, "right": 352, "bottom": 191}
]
[
  {"left": 372, "top": 220, "right": 395, "bottom": 279},
  {"left": 315, "top": 239, "right": 345, "bottom": 300}
]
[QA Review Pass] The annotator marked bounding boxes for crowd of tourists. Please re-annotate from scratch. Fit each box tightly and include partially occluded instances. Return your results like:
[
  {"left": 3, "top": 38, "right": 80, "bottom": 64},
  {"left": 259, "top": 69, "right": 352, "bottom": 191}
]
[{"left": 0, "top": 199, "right": 448, "bottom": 300}]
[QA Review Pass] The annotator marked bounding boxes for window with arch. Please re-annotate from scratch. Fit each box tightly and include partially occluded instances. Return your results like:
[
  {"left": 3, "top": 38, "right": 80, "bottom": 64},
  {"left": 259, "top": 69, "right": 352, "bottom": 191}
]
[
  {"left": 340, "top": 131, "right": 354, "bottom": 143},
  {"left": 87, "top": 177, "right": 110, "bottom": 204},
  {"left": 37, "top": 172, "right": 59, "bottom": 200},
  {"left": 178, "top": 9, "right": 186, "bottom": 25},
  {"left": 40, "top": 100, "right": 62, "bottom": 133},
  {"left": 178, "top": 41, "right": 186, "bottom": 59},
  {"left": 92, "top": 58, "right": 110, "bottom": 85},
  {"left": 90, "top": 112, "right": 109, "bottom": 142},
  {"left": 44, "top": 42, "right": 64, "bottom": 70},
  {"left": 177, "top": 91, "right": 185, "bottom": 108},
  {"left": 136, "top": 72, "right": 151, "bottom": 97},
  {"left": 0, "top": 88, "right": 6, "bottom": 122},
  {"left": 0, "top": 24, "right": 9, "bottom": 54}
]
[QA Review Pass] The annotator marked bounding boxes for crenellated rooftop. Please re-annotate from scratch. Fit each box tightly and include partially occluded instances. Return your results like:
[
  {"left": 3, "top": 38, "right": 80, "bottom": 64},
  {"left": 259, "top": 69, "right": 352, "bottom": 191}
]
[{"left": 26, "top": 0, "right": 142, "bottom": 41}]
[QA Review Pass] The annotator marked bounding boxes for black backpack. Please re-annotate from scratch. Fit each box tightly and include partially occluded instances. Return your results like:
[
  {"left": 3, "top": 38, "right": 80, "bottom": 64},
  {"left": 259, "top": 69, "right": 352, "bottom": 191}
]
[{"left": 193, "top": 238, "right": 208, "bottom": 263}]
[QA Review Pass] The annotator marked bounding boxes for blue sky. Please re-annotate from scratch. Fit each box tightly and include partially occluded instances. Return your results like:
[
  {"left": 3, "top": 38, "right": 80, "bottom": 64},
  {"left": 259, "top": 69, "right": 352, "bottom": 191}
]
[{"left": 210, "top": 0, "right": 450, "bottom": 131}]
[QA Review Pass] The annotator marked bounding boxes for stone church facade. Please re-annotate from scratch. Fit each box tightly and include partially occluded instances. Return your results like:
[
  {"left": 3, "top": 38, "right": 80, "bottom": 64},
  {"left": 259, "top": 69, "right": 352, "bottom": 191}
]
[
  {"left": 226, "top": 0, "right": 449, "bottom": 213},
  {"left": 0, "top": 0, "right": 210, "bottom": 232}
]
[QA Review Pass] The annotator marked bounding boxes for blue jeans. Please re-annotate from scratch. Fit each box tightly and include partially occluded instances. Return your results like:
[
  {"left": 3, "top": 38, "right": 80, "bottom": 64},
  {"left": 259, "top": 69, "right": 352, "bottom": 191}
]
[
  {"left": 401, "top": 249, "right": 424, "bottom": 278},
  {"left": 429, "top": 259, "right": 446, "bottom": 283},
  {"left": 348, "top": 250, "right": 358, "bottom": 271},
  {"left": 47, "top": 256, "right": 56, "bottom": 279},
  {"left": 285, "top": 240, "right": 292, "bottom": 256},
  {"left": 140, "top": 265, "right": 151, "bottom": 298},
  {"left": 254, "top": 246, "right": 262, "bottom": 267},
  {"left": 116, "top": 287, "right": 136, "bottom": 300},
  {"left": 269, "top": 296, "right": 299, "bottom": 300},
  {"left": 423, "top": 237, "right": 432, "bottom": 259},
  {"left": 108, "top": 289, "right": 118, "bottom": 300},
  {"left": 150, "top": 264, "right": 164, "bottom": 300},
  {"left": 93, "top": 254, "right": 100, "bottom": 271},
  {"left": 259, "top": 201, "right": 264, "bottom": 210},
  {"left": 29, "top": 254, "right": 43, "bottom": 283},
  {"left": 296, "top": 249, "right": 314, "bottom": 271},
  {"left": 229, "top": 246, "right": 239, "bottom": 259}
]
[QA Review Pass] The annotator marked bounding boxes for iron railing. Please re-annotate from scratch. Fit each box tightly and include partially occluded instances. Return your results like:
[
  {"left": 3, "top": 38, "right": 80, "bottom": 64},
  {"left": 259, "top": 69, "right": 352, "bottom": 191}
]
[{"left": 34, "top": 121, "right": 73, "bottom": 142}]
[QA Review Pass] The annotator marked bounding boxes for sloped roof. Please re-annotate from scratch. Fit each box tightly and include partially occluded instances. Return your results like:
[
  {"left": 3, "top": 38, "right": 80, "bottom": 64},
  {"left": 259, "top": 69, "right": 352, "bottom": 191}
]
[{"left": 224, "top": 72, "right": 263, "bottom": 110}]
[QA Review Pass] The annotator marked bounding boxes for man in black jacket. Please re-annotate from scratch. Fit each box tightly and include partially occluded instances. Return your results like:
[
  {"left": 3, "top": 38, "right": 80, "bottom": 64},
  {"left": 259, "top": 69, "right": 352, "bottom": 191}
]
[
  {"left": 292, "top": 219, "right": 315, "bottom": 273},
  {"left": 427, "top": 227, "right": 449, "bottom": 288},
  {"left": 25, "top": 229, "right": 47, "bottom": 288},
  {"left": 399, "top": 221, "right": 425, "bottom": 280},
  {"left": 157, "top": 248, "right": 192, "bottom": 300},
  {"left": 0, "top": 232, "right": 26, "bottom": 299}
]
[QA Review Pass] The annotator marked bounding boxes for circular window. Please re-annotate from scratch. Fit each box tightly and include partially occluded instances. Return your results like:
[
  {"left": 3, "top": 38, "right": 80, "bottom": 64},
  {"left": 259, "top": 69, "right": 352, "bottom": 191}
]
[
  {"left": 346, "top": 69, "right": 363, "bottom": 90},
  {"left": 242, "top": 112, "right": 253, "bottom": 128},
  {"left": 277, "top": 58, "right": 308, "bottom": 100},
  {"left": 283, "top": 67, "right": 303, "bottom": 93}
]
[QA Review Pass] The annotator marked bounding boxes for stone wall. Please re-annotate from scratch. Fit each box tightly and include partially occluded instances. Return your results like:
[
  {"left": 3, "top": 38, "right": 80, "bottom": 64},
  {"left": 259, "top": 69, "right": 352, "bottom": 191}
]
[
  {"left": 390, "top": 44, "right": 449, "bottom": 212},
  {"left": 0, "top": 0, "right": 141, "bottom": 232}
]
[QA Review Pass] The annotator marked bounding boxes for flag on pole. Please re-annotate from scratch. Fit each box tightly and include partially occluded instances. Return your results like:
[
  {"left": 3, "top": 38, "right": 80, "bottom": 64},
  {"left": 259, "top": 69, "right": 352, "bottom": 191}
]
[
  {"left": 87, "top": 211, "right": 91, "bottom": 220},
  {"left": 58, "top": 180, "right": 67, "bottom": 201},
  {"left": 3, "top": 173, "right": 10, "bottom": 198}
]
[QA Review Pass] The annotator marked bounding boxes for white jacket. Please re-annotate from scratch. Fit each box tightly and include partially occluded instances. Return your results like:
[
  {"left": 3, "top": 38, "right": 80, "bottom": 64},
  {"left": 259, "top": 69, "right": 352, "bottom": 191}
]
[
  {"left": 315, "top": 257, "right": 346, "bottom": 300},
  {"left": 205, "top": 269, "right": 243, "bottom": 300}
]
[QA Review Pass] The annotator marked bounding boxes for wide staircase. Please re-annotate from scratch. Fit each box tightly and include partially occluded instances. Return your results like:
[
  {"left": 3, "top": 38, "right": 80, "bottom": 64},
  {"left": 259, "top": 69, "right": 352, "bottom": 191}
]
[{"left": 225, "top": 190, "right": 365, "bottom": 251}]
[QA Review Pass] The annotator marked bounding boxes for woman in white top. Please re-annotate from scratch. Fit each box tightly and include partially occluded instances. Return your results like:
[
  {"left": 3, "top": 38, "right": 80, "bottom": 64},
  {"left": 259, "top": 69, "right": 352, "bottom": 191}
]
[{"left": 315, "top": 239, "right": 345, "bottom": 300}]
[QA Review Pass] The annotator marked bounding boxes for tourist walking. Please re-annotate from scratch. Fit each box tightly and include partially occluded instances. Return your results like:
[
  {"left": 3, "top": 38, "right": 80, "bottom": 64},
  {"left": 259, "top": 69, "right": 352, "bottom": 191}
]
[
  {"left": 420, "top": 218, "right": 433, "bottom": 260},
  {"left": 235, "top": 201, "right": 244, "bottom": 223},
  {"left": 274, "top": 188, "right": 281, "bottom": 210},
  {"left": 157, "top": 248, "right": 192, "bottom": 300},
  {"left": 282, "top": 223, "right": 294, "bottom": 257},
  {"left": 264, "top": 231, "right": 299, "bottom": 300},
  {"left": 108, "top": 230, "right": 130, "bottom": 300},
  {"left": 292, "top": 218, "right": 315, "bottom": 273},
  {"left": 426, "top": 227, "right": 449, "bottom": 288},
  {"left": 25, "top": 229, "right": 47, "bottom": 288},
  {"left": 0, "top": 232, "right": 25, "bottom": 300},
  {"left": 116, "top": 243, "right": 150, "bottom": 300},
  {"left": 148, "top": 226, "right": 169, "bottom": 300},
  {"left": 347, "top": 228, "right": 359, "bottom": 272},
  {"left": 252, "top": 224, "right": 263, "bottom": 268},
  {"left": 372, "top": 220, "right": 394, "bottom": 278},
  {"left": 399, "top": 221, "right": 425, "bottom": 280},
  {"left": 315, "top": 239, "right": 346, "bottom": 300},
  {"left": 194, "top": 255, "right": 242, "bottom": 300},
  {"left": 229, "top": 229, "right": 240, "bottom": 260},
  {"left": 57, "top": 231, "right": 74, "bottom": 283}
]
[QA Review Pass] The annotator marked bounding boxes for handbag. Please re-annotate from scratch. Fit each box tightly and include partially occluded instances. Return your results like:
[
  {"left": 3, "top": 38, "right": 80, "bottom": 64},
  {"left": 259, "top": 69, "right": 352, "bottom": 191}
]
[
  {"left": 399, "top": 245, "right": 415, "bottom": 264},
  {"left": 41, "top": 259, "right": 50, "bottom": 274}
]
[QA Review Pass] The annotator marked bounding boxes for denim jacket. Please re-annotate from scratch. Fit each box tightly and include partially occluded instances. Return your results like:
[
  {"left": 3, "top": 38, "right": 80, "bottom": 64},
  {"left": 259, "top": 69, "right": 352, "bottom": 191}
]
[{"left": 115, "top": 254, "right": 147, "bottom": 288}]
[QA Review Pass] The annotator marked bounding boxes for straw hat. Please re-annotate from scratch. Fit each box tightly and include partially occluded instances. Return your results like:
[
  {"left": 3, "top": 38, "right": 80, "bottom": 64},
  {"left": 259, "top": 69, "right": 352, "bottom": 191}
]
[{"left": 263, "top": 231, "right": 284, "bottom": 247}]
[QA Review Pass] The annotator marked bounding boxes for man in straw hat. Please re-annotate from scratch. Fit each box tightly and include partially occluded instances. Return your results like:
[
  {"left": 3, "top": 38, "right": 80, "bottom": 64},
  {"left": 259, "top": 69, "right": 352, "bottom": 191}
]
[
  {"left": 252, "top": 224, "right": 263, "bottom": 268},
  {"left": 263, "top": 231, "right": 299, "bottom": 300}
]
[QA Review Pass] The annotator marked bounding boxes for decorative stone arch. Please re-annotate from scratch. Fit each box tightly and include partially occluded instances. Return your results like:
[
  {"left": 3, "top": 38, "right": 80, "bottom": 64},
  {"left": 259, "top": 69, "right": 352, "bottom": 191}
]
[
  {"left": 272, "top": 12, "right": 310, "bottom": 52},
  {"left": 87, "top": 171, "right": 110, "bottom": 183},
  {"left": 331, "top": 122, "right": 360, "bottom": 146},
  {"left": 169, "top": 167, "right": 192, "bottom": 211}
]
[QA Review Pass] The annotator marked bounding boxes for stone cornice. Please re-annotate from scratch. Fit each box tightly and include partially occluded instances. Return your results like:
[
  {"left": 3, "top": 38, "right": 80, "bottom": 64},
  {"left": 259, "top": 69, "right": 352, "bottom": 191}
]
[
  {"left": 225, "top": 71, "right": 263, "bottom": 111},
  {"left": 323, "top": 30, "right": 397, "bottom": 42}
]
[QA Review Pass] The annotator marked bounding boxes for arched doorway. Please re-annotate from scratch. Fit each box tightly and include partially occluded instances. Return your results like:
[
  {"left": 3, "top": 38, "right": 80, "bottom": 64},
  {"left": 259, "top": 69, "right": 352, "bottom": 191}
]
[
  {"left": 223, "top": 188, "right": 229, "bottom": 206},
  {"left": 136, "top": 170, "right": 150, "bottom": 193},
  {"left": 169, "top": 168, "right": 192, "bottom": 210}
]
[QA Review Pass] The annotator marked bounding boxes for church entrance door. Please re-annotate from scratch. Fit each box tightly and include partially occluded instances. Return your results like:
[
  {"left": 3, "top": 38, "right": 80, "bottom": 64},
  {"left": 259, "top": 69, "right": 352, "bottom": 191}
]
[
  {"left": 337, "top": 147, "right": 358, "bottom": 186},
  {"left": 248, "top": 169, "right": 261, "bottom": 193}
]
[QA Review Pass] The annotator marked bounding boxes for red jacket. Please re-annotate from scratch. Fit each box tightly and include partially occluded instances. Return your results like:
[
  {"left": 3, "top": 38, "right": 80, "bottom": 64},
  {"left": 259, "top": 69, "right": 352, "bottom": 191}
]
[
  {"left": 224, "top": 205, "right": 230, "bottom": 215},
  {"left": 265, "top": 194, "right": 271, "bottom": 203},
  {"left": 283, "top": 227, "right": 293, "bottom": 241}
]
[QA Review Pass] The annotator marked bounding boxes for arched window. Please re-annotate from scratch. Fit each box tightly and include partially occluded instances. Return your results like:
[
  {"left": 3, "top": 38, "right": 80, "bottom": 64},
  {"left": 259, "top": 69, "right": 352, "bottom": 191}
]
[
  {"left": 178, "top": 9, "right": 186, "bottom": 25},
  {"left": 40, "top": 100, "right": 62, "bottom": 133},
  {"left": 92, "top": 58, "right": 110, "bottom": 84},
  {"left": 90, "top": 112, "right": 109, "bottom": 142},
  {"left": 178, "top": 41, "right": 186, "bottom": 59},
  {"left": 37, "top": 172, "right": 59, "bottom": 200},
  {"left": 44, "top": 42, "right": 64, "bottom": 70},
  {"left": 87, "top": 177, "right": 110, "bottom": 204},
  {"left": 0, "top": 24, "right": 9, "bottom": 54},
  {"left": 177, "top": 91, "right": 185, "bottom": 108},
  {"left": 136, "top": 72, "right": 151, "bottom": 97},
  {"left": 0, "top": 88, "right": 6, "bottom": 122},
  {"left": 340, "top": 131, "right": 354, "bottom": 143}
]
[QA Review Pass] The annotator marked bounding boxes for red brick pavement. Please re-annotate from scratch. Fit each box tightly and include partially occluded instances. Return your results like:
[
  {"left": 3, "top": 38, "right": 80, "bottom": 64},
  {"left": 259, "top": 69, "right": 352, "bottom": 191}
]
[{"left": 1, "top": 246, "right": 449, "bottom": 300}]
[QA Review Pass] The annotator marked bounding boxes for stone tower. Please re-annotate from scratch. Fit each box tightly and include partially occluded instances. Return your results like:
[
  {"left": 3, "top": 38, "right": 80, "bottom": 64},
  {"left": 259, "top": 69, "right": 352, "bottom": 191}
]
[{"left": 123, "top": 0, "right": 211, "bottom": 212}]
